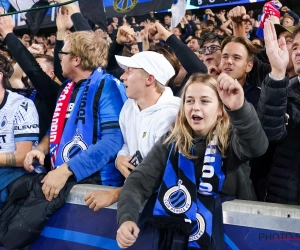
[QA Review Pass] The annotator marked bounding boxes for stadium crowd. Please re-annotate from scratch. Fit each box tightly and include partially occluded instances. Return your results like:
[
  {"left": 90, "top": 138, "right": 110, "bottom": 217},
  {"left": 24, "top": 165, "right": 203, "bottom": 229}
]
[{"left": 0, "top": 0, "right": 299, "bottom": 249}]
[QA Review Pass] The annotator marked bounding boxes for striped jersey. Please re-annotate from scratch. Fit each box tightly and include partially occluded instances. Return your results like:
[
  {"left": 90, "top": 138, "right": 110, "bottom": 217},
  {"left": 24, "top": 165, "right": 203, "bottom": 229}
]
[{"left": 0, "top": 90, "right": 39, "bottom": 152}]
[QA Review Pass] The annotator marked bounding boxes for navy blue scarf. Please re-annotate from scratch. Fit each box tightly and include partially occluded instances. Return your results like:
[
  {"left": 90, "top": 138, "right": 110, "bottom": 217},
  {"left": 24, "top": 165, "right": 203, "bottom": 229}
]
[
  {"left": 150, "top": 138, "right": 225, "bottom": 249},
  {"left": 50, "top": 68, "right": 104, "bottom": 168}
]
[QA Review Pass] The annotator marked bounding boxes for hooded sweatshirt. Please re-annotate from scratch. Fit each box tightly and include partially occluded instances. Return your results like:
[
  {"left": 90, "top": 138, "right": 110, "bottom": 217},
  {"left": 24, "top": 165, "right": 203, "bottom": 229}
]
[{"left": 118, "top": 87, "right": 180, "bottom": 159}]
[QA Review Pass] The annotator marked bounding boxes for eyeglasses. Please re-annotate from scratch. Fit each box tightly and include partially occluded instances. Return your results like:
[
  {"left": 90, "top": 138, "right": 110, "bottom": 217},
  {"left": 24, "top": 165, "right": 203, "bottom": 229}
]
[
  {"left": 199, "top": 45, "right": 220, "bottom": 54},
  {"left": 58, "top": 50, "right": 72, "bottom": 60}
]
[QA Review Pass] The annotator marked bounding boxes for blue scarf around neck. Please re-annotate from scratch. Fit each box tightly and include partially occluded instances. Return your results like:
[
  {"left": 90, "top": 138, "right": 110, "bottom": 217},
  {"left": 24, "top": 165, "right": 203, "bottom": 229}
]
[
  {"left": 149, "top": 137, "right": 225, "bottom": 249},
  {"left": 50, "top": 68, "right": 104, "bottom": 168}
]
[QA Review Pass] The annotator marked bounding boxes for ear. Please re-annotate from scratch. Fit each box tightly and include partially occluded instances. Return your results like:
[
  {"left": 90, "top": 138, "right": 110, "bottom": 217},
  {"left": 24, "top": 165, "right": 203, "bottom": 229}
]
[
  {"left": 245, "top": 60, "right": 253, "bottom": 73},
  {"left": 73, "top": 56, "right": 81, "bottom": 67},
  {"left": 145, "top": 74, "right": 156, "bottom": 87},
  {"left": 49, "top": 70, "right": 55, "bottom": 80}
]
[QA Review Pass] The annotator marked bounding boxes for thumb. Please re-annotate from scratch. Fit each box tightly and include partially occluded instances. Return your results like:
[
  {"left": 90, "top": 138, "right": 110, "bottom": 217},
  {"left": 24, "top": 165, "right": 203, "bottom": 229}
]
[
  {"left": 242, "top": 14, "right": 250, "bottom": 20},
  {"left": 39, "top": 155, "right": 45, "bottom": 166},
  {"left": 131, "top": 224, "right": 140, "bottom": 238},
  {"left": 41, "top": 175, "right": 47, "bottom": 183}
]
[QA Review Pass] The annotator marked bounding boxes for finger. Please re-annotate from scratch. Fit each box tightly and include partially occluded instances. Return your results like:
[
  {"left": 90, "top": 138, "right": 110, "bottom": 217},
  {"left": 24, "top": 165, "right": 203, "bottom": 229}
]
[
  {"left": 85, "top": 197, "right": 92, "bottom": 206},
  {"left": 84, "top": 192, "right": 92, "bottom": 201},
  {"left": 227, "top": 81, "right": 236, "bottom": 94},
  {"left": 269, "top": 19, "right": 277, "bottom": 41},
  {"left": 119, "top": 229, "right": 136, "bottom": 244},
  {"left": 89, "top": 200, "right": 96, "bottom": 210},
  {"left": 38, "top": 154, "right": 45, "bottom": 165},
  {"left": 42, "top": 184, "right": 50, "bottom": 200},
  {"left": 120, "top": 167, "right": 131, "bottom": 179},
  {"left": 240, "top": 6, "right": 247, "bottom": 16},
  {"left": 53, "top": 189, "right": 60, "bottom": 199},
  {"left": 25, "top": 165, "right": 34, "bottom": 172},
  {"left": 117, "top": 234, "right": 130, "bottom": 249},
  {"left": 48, "top": 188, "right": 56, "bottom": 201},
  {"left": 127, "top": 163, "right": 136, "bottom": 171},
  {"left": 242, "top": 14, "right": 250, "bottom": 20},
  {"left": 132, "top": 225, "right": 140, "bottom": 238},
  {"left": 278, "top": 36, "right": 287, "bottom": 51}
]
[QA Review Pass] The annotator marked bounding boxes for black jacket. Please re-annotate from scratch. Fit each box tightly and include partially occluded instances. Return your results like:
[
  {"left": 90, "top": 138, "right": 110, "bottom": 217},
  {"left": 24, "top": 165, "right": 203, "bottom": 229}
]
[
  {"left": 4, "top": 33, "right": 59, "bottom": 142},
  {"left": 117, "top": 100, "right": 268, "bottom": 226},
  {"left": 257, "top": 75, "right": 300, "bottom": 204}
]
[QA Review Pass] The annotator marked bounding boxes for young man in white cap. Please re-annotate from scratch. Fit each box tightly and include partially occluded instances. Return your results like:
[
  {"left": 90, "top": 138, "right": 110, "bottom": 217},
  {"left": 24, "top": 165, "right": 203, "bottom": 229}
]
[{"left": 84, "top": 51, "right": 180, "bottom": 211}]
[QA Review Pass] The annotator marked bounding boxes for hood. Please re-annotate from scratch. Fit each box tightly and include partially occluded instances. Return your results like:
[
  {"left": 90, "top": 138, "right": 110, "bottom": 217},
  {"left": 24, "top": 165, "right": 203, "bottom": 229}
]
[{"left": 134, "top": 87, "right": 180, "bottom": 114}]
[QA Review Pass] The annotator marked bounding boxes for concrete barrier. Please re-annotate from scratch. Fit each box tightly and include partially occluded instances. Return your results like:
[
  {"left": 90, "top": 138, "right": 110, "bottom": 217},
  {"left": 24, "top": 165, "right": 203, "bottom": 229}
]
[{"left": 3, "top": 184, "right": 299, "bottom": 250}]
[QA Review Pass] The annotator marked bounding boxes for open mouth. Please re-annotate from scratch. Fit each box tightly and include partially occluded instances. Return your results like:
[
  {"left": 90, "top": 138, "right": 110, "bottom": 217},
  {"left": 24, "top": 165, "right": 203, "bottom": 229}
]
[
  {"left": 192, "top": 115, "right": 203, "bottom": 121},
  {"left": 223, "top": 68, "right": 233, "bottom": 72}
]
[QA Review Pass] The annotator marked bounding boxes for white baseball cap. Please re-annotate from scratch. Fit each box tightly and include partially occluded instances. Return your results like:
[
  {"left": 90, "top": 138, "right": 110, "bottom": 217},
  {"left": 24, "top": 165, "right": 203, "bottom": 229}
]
[{"left": 115, "top": 51, "right": 175, "bottom": 85}]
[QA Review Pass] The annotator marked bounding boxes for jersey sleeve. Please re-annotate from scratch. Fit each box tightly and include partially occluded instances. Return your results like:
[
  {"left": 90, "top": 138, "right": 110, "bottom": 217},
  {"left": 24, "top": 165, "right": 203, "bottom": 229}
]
[{"left": 13, "top": 98, "right": 39, "bottom": 142}]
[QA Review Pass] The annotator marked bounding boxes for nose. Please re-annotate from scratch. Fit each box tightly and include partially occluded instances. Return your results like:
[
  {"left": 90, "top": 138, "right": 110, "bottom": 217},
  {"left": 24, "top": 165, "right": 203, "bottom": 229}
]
[
  {"left": 120, "top": 71, "right": 127, "bottom": 81},
  {"left": 192, "top": 101, "right": 200, "bottom": 111},
  {"left": 227, "top": 57, "right": 233, "bottom": 64}
]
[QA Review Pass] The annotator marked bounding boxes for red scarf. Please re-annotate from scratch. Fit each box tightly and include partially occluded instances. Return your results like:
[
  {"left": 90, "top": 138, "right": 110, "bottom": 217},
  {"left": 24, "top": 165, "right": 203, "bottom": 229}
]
[{"left": 49, "top": 81, "right": 75, "bottom": 169}]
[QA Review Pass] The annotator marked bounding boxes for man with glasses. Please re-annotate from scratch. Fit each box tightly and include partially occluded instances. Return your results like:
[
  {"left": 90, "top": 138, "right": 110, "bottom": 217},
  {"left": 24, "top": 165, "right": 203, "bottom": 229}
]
[
  {"left": 199, "top": 32, "right": 223, "bottom": 69},
  {"left": 24, "top": 30, "right": 127, "bottom": 202}
]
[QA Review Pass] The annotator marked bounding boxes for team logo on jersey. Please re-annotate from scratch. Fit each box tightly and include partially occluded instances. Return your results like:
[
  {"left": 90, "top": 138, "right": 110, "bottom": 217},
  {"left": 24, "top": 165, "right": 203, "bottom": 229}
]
[
  {"left": 189, "top": 213, "right": 206, "bottom": 242},
  {"left": 20, "top": 101, "right": 28, "bottom": 112},
  {"left": 62, "top": 132, "right": 88, "bottom": 162},
  {"left": 113, "top": 0, "right": 138, "bottom": 13},
  {"left": 163, "top": 179, "right": 192, "bottom": 214},
  {"left": 0, "top": 116, "right": 7, "bottom": 130}
]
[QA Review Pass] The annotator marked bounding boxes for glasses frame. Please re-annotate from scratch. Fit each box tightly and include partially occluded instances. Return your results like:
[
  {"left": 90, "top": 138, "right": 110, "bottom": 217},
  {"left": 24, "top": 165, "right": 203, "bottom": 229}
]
[
  {"left": 199, "top": 45, "right": 221, "bottom": 55},
  {"left": 58, "top": 50, "right": 72, "bottom": 60}
]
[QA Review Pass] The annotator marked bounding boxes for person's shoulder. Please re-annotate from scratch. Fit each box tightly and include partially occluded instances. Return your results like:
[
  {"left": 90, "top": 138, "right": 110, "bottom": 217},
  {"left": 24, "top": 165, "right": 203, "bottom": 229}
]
[{"left": 7, "top": 90, "right": 34, "bottom": 105}]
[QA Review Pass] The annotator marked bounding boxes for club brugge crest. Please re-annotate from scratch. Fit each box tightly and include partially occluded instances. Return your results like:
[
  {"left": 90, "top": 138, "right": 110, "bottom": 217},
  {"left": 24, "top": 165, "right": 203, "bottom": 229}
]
[
  {"left": 189, "top": 213, "right": 206, "bottom": 242},
  {"left": 163, "top": 179, "right": 192, "bottom": 214},
  {"left": 0, "top": 116, "right": 7, "bottom": 130},
  {"left": 113, "top": 0, "right": 138, "bottom": 13},
  {"left": 62, "top": 132, "right": 88, "bottom": 162}
]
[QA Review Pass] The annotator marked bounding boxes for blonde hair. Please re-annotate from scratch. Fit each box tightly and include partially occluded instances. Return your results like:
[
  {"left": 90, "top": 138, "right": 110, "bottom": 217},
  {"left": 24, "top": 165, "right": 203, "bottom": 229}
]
[
  {"left": 65, "top": 31, "right": 108, "bottom": 70},
  {"left": 165, "top": 73, "right": 231, "bottom": 159}
]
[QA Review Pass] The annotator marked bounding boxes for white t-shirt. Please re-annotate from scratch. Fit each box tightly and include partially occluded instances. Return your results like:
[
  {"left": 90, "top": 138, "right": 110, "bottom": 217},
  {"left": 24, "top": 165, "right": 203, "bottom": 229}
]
[{"left": 0, "top": 90, "right": 39, "bottom": 152}]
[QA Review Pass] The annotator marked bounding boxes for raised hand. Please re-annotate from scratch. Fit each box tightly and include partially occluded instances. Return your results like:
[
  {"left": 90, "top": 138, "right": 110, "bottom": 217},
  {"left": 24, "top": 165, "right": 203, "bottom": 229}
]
[
  {"left": 264, "top": 19, "right": 289, "bottom": 79},
  {"left": 205, "top": 9, "right": 215, "bottom": 17},
  {"left": 135, "top": 31, "right": 142, "bottom": 43},
  {"left": 0, "top": 8, "right": 14, "bottom": 38},
  {"left": 207, "top": 65, "right": 221, "bottom": 79},
  {"left": 117, "top": 221, "right": 140, "bottom": 249},
  {"left": 56, "top": 7, "right": 73, "bottom": 32},
  {"left": 148, "top": 22, "right": 171, "bottom": 41},
  {"left": 116, "top": 26, "right": 135, "bottom": 45},
  {"left": 228, "top": 6, "right": 250, "bottom": 24},
  {"left": 27, "top": 44, "right": 44, "bottom": 54},
  {"left": 217, "top": 73, "right": 244, "bottom": 111}
]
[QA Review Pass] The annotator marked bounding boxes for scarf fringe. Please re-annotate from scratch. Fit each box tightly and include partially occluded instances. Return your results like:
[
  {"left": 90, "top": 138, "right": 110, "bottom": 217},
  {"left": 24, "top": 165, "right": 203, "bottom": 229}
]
[{"left": 146, "top": 216, "right": 192, "bottom": 235}]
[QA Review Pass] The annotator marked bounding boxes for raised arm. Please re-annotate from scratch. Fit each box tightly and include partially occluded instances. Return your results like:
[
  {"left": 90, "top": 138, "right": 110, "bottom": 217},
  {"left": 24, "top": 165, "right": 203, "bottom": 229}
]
[
  {"left": 149, "top": 22, "right": 207, "bottom": 75},
  {"left": 228, "top": 6, "right": 249, "bottom": 38},
  {"left": 217, "top": 72, "right": 268, "bottom": 160},
  {"left": 0, "top": 9, "right": 59, "bottom": 98},
  {"left": 54, "top": 7, "right": 74, "bottom": 82},
  {"left": 257, "top": 19, "right": 289, "bottom": 142}
]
